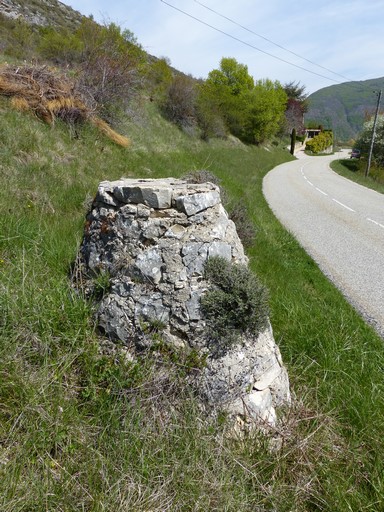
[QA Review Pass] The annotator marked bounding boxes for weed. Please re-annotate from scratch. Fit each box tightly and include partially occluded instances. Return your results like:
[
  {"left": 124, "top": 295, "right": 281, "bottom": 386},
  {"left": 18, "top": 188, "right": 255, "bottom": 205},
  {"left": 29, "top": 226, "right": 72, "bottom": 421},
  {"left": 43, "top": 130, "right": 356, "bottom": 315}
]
[
  {"left": 140, "top": 317, "right": 166, "bottom": 335},
  {"left": 183, "top": 348, "right": 208, "bottom": 371},
  {"left": 91, "top": 270, "right": 111, "bottom": 300}
]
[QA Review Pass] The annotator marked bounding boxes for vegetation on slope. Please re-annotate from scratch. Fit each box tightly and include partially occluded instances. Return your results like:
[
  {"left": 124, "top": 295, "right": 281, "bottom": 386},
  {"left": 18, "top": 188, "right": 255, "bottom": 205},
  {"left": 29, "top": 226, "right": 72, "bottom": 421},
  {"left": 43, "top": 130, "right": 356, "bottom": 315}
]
[
  {"left": 306, "top": 78, "right": 384, "bottom": 143},
  {"left": 1, "top": 91, "right": 384, "bottom": 510},
  {"left": 1, "top": 3, "right": 384, "bottom": 510},
  {"left": 0, "top": 7, "right": 307, "bottom": 145},
  {"left": 331, "top": 157, "right": 384, "bottom": 193},
  {"left": 330, "top": 114, "right": 384, "bottom": 189}
]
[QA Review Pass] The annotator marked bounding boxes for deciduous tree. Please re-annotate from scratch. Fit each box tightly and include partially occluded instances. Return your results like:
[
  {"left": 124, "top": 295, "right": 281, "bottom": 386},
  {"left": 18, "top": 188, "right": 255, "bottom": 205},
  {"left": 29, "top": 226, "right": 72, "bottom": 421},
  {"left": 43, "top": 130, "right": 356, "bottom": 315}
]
[
  {"left": 199, "top": 58, "right": 287, "bottom": 143},
  {"left": 243, "top": 79, "right": 287, "bottom": 143},
  {"left": 356, "top": 114, "right": 384, "bottom": 166},
  {"left": 283, "top": 81, "right": 308, "bottom": 135},
  {"left": 75, "top": 19, "right": 145, "bottom": 121},
  {"left": 199, "top": 58, "right": 254, "bottom": 139}
]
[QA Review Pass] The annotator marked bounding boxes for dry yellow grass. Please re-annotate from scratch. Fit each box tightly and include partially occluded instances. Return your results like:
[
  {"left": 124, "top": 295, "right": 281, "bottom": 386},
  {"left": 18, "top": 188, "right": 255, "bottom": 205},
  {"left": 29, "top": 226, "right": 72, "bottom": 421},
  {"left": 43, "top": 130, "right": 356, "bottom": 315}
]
[
  {"left": 90, "top": 117, "right": 130, "bottom": 147},
  {"left": 0, "top": 64, "right": 130, "bottom": 147},
  {"left": 10, "top": 96, "right": 30, "bottom": 112}
]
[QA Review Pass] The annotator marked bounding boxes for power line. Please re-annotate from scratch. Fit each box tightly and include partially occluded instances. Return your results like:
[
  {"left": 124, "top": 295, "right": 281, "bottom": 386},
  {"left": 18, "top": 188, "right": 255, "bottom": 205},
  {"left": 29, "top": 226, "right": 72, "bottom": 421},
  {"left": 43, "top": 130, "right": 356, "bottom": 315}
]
[
  {"left": 160, "top": 0, "right": 382, "bottom": 97},
  {"left": 160, "top": 0, "right": 342, "bottom": 84},
  {"left": 193, "top": 0, "right": 354, "bottom": 83}
]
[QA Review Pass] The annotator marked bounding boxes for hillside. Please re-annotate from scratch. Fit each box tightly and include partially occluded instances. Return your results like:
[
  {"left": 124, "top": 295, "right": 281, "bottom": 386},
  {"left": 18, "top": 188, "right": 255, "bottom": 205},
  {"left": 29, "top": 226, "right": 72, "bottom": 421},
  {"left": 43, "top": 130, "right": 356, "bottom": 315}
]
[
  {"left": 306, "top": 77, "right": 384, "bottom": 142},
  {"left": 0, "top": 0, "right": 83, "bottom": 29}
]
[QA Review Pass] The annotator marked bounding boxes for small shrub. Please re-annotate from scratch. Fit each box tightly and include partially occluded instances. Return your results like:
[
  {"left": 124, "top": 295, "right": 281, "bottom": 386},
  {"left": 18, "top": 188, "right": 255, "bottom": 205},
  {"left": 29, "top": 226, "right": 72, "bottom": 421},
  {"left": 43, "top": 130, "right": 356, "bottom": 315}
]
[
  {"left": 183, "top": 348, "right": 207, "bottom": 371},
  {"left": 75, "top": 19, "right": 145, "bottom": 123},
  {"left": 161, "top": 74, "right": 197, "bottom": 128},
  {"left": 201, "top": 256, "right": 269, "bottom": 355},
  {"left": 2, "top": 18, "right": 37, "bottom": 59},
  {"left": 140, "top": 317, "right": 166, "bottom": 335},
  {"left": 37, "top": 26, "right": 83, "bottom": 64},
  {"left": 182, "top": 169, "right": 221, "bottom": 186},
  {"left": 145, "top": 56, "right": 173, "bottom": 101},
  {"left": 196, "top": 93, "right": 227, "bottom": 140}
]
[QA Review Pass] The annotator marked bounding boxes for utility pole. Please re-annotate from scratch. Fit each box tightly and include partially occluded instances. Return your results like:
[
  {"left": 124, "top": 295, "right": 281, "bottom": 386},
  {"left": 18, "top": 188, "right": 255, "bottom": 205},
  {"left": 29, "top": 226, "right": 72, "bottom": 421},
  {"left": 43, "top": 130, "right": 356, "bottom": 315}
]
[{"left": 365, "top": 89, "right": 382, "bottom": 177}]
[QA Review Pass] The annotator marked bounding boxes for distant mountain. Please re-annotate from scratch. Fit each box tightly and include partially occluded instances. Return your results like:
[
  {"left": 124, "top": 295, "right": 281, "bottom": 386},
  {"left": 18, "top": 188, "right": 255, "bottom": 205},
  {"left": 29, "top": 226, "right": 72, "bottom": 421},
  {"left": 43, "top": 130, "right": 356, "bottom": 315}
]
[{"left": 305, "top": 78, "right": 384, "bottom": 142}]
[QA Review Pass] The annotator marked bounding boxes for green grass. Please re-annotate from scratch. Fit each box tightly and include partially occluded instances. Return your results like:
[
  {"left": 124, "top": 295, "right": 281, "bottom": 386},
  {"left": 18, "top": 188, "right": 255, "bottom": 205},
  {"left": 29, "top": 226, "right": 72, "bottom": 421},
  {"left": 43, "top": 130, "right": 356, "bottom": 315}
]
[
  {"left": 1, "top": 96, "right": 384, "bottom": 510},
  {"left": 331, "top": 158, "right": 384, "bottom": 194}
]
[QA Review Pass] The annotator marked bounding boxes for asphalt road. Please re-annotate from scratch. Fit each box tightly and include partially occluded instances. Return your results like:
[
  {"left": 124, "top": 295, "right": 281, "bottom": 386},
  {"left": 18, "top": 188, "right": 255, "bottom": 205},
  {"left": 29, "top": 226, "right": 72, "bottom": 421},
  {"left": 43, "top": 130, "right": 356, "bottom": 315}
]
[{"left": 263, "top": 149, "right": 384, "bottom": 337}]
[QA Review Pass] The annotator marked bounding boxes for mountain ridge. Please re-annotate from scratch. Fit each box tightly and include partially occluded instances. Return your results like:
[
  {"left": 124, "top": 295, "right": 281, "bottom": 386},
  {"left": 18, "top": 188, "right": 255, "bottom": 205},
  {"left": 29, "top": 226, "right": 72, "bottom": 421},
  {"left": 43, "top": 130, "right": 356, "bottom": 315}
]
[{"left": 306, "top": 77, "right": 384, "bottom": 142}]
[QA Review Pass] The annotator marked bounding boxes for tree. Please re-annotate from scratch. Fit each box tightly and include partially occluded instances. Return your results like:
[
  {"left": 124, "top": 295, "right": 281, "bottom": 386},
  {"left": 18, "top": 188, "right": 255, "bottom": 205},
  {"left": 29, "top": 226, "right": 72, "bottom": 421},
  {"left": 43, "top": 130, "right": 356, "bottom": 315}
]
[
  {"left": 290, "top": 128, "right": 296, "bottom": 155},
  {"left": 283, "top": 81, "right": 307, "bottom": 102},
  {"left": 356, "top": 114, "right": 384, "bottom": 166},
  {"left": 75, "top": 19, "right": 145, "bottom": 121},
  {"left": 198, "top": 58, "right": 287, "bottom": 143},
  {"left": 285, "top": 98, "right": 305, "bottom": 135},
  {"left": 283, "top": 81, "right": 308, "bottom": 135},
  {"left": 207, "top": 57, "right": 254, "bottom": 95},
  {"left": 243, "top": 79, "right": 287, "bottom": 143},
  {"left": 199, "top": 58, "right": 254, "bottom": 139},
  {"left": 145, "top": 57, "right": 173, "bottom": 101}
]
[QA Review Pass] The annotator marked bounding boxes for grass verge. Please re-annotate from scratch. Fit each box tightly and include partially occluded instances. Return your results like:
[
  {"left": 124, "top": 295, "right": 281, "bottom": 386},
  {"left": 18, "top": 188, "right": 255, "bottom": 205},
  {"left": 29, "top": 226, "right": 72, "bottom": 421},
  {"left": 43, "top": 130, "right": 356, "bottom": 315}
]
[
  {"left": 331, "top": 158, "right": 384, "bottom": 194},
  {"left": 1, "top": 99, "right": 384, "bottom": 510}
]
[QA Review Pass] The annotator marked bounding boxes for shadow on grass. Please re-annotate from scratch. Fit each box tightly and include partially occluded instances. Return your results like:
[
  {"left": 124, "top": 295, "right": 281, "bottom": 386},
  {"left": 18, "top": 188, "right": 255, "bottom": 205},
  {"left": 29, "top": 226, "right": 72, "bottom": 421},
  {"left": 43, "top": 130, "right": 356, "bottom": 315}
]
[
  {"left": 339, "top": 158, "right": 360, "bottom": 173},
  {"left": 331, "top": 158, "right": 384, "bottom": 194}
]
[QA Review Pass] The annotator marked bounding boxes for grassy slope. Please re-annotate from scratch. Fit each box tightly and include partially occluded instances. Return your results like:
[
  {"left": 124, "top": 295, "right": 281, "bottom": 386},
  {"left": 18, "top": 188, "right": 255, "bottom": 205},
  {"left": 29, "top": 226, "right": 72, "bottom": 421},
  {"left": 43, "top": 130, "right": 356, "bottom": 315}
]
[
  {"left": 331, "top": 157, "right": 384, "bottom": 194},
  {"left": 1, "top": 97, "right": 384, "bottom": 511}
]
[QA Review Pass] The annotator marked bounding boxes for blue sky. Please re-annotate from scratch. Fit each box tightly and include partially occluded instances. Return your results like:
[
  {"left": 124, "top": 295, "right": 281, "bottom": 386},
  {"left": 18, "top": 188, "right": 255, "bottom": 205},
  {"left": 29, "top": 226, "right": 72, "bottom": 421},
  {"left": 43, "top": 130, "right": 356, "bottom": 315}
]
[{"left": 64, "top": 0, "right": 384, "bottom": 94}]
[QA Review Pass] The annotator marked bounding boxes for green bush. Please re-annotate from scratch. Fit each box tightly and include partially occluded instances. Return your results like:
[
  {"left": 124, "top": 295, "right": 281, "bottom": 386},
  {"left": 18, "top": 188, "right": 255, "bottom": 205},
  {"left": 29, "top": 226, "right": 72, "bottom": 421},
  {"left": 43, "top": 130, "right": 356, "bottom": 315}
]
[
  {"left": 196, "top": 86, "right": 227, "bottom": 140},
  {"left": 1, "top": 17, "right": 37, "bottom": 59},
  {"left": 37, "top": 27, "right": 83, "bottom": 64},
  {"left": 144, "top": 56, "right": 173, "bottom": 101},
  {"left": 201, "top": 256, "right": 269, "bottom": 355},
  {"left": 305, "top": 130, "right": 333, "bottom": 153}
]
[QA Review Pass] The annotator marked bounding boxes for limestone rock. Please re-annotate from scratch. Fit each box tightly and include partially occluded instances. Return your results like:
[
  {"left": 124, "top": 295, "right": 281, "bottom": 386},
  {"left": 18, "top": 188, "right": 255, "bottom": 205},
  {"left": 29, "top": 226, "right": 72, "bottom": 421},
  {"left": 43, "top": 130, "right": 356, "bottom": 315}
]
[
  {"left": 200, "top": 325, "right": 290, "bottom": 426},
  {"left": 75, "top": 177, "right": 290, "bottom": 428}
]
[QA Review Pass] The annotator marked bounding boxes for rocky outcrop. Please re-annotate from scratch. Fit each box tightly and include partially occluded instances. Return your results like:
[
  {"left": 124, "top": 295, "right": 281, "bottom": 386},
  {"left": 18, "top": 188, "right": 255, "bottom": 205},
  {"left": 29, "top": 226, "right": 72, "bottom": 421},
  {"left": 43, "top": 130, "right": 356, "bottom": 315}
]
[
  {"left": 0, "top": 0, "right": 83, "bottom": 29},
  {"left": 75, "top": 177, "right": 290, "bottom": 427}
]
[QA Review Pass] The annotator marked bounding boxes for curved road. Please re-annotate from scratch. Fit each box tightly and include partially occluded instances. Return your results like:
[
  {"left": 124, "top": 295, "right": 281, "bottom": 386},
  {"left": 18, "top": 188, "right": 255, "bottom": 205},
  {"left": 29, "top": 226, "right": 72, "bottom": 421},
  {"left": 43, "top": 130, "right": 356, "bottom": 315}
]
[{"left": 263, "top": 149, "right": 384, "bottom": 337}]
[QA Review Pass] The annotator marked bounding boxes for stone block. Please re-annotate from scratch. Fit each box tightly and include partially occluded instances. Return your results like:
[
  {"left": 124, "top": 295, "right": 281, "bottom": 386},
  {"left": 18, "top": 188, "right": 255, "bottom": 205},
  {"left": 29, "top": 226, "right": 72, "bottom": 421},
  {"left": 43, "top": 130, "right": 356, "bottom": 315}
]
[{"left": 175, "top": 191, "right": 221, "bottom": 216}]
